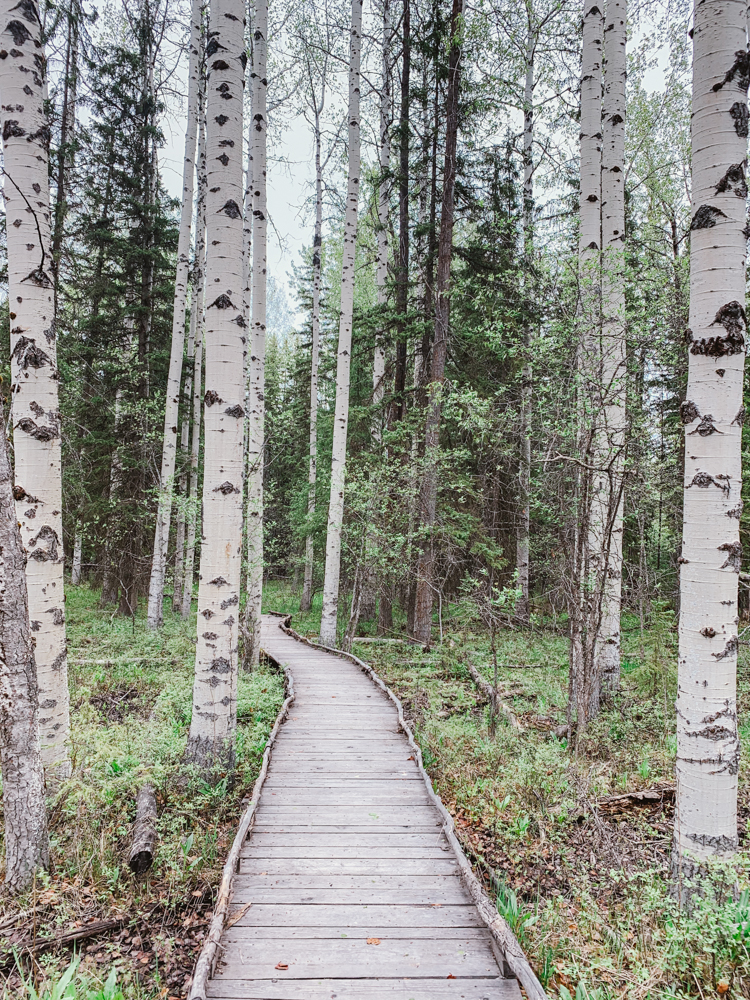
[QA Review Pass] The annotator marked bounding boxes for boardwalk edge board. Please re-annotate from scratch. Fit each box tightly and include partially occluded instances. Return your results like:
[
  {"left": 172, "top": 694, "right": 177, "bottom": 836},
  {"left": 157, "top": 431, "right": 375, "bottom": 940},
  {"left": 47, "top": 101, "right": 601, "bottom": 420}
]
[
  {"left": 188, "top": 627, "right": 295, "bottom": 1000},
  {"left": 277, "top": 617, "right": 546, "bottom": 1000}
]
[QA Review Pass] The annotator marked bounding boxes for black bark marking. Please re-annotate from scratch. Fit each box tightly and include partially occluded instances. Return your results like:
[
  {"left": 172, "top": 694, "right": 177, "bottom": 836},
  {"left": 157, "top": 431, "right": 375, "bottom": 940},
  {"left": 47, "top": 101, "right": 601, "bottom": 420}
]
[
  {"left": 733, "top": 407, "right": 745, "bottom": 426},
  {"left": 213, "top": 481, "right": 239, "bottom": 495},
  {"left": 220, "top": 594, "right": 239, "bottom": 610},
  {"left": 730, "top": 102, "right": 749, "bottom": 137},
  {"left": 217, "top": 153, "right": 229, "bottom": 166},
  {"left": 208, "top": 293, "right": 235, "bottom": 310},
  {"left": 684, "top": 328, "right": 693, "bottom": 345},
  {"left": 224, "top": 404, "right": 244, "bottom": 418},
  {"left": 211, "top": 59, "right": 229, "bottom": 70},
  {"left": 690, "top": 301, "right": 746, "bottom": 357},
  {"left": 219, "top": 199, "right": 241, "bottom": 219},
  {"left": 2, "top": 119, "right": 25, "bottom": 139},
  {"left": 680, "top": 400, "right": 700, "bottom": 424},
  {"left": 718, "top": 540, "right": 742, "bottom": 572},
  {"left": 46, "top": 606, "right": 63, "bottom": 625},
  {"left": 204, "top": 389, "right": 223, "bottom": 406},
  {"left": 727, "top": 503, "right": 743, "bottom": 519},
  {"left": 240, "top": 51, "right": 247, "bottom": 70},
  {"left": 5, "top": 20, "right": 32, "bottom": 46},
  {"left": 201, "top": 608, "right": 214, "bottom": 619},
  {"left": 205, "top": 38, "right": 224, "bottom": 58},
  {"left": 688, "top": 414, "right": 721, "bottom": 436},
  {"left": 21, "top": 264, "right": 52, "bottom": 288},
  {"left": 16, "top": 416, "right": 58, "bottom": 441},
  {"left": 585, "top": 240, "right": 599, "bottom": 250},
  {"left": 712, "top": 636, "right": 738, "bottom": 660},
  {"left": 233, "top": 313, "right": 247, "bottom": 328},
  {"left": 202, "top": 632, "right": 218, "bottom": 640},
  {"left": 13, "top": 484, "right": 39, "bottom": 502},
  {"left": 24, "top": 507, "right": 34, "bottom": 517},
  {"left": 209, "top": 657, "right": 231, "bottom": 674},
  {"left": 214, "top": 114, "right": 229, "bottom": 126},
  {"left": 687, "top": 472, "right": 730, "bottom": 492},
  {"left": 218, "top": 139, "right": 235, "bottom": 147},
  {"left": 27, "top": 524, "right": 59, "bottom": 561},
  {"left": 712, "top": 50, "right": 750, "bottom": 92},
  {"left": 716, "top": 368, "right": 726, "bottom": 377},
  {"left": 715, "top": 162, "right": 747, "bottom": 199},
  {"left": 208, "top": 576, "right": 229, "bottom": 586},
  {"left": 691, "top": 205, "right": 726, "bottom": 230},
  {"left": 700, "top": 627, "right": 717, "bottom": 638}
]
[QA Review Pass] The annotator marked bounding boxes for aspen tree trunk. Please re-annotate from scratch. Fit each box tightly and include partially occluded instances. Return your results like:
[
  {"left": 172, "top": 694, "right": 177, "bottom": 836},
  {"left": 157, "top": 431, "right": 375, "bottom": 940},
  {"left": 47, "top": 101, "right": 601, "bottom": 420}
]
[
  {"left": 570, "top": 0, "right": 603, "bottom": 727},
  {"left": 51, "top": 0, "right": 79, "bottom": 320},
  {"left": 516, "top": 23, "right": 534, "bottom": 624},
  {"left": 185, "top": 0, "right": 245, "bottom": 770},
  {"left": 595, "top": 0, "right": 627, "bottom": 697},
  {"left": 147, "top": 0, "right": 202, "bottom": 629},
  {"left": 71, "top": 528, "right": 83, "bottom": 586},
  {"left": 372, "top": 0, "right": 390, "bottom": 438},
  {"left": 243, "top": 0, "right": 268, "bottom": 668},
  {"left": 182, "top": 77, "right": 207, "bottom": 620},
  {"left": 173, "top": 282, "right": 199, "bottom": 611},
  {"left": 411, "top": 0, "right": 463, "bottom": 646},
  {"left": 673, "top": 0, "right": 746, "bottom": 886},
  {"left": 319, "top": 0, "right": 364, "bottom": 646},
  {"left": 300, "top": 74, "right": 325, "bottom": 614},
  {"left": 0, "top": 0, "right": 70, "bottom": 779},
  {"left": 0, "top": 394, "right": 49, "bottom": 894},
  {"left": 392, "top": 0, "right": 410, "bottom": 424}
]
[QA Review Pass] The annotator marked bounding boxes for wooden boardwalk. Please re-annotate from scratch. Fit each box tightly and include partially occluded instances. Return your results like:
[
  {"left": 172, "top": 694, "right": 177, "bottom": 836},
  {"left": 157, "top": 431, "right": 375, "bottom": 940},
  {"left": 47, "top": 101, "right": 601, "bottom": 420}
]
[{"left": 206, "top": 616, "right": 522, "bottom": 1000}]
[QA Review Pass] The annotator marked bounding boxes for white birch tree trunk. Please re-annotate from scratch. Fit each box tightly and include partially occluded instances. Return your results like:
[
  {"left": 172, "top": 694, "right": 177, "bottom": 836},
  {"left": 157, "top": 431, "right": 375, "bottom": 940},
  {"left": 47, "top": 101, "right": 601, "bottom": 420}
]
[
  {"left": 147, "top": 0, "right": 202, "bottom": 629},
  {"left": 373, "top": 0, "right": 390, "bottom": 439},
  {"left": 185, "top": 0, "right": 245, "bottom": 769},
  {"left": 0, "top": 394, "right": 49, "bottom": 893},
  {"left": 71, "top": 528, "right": 83, "bottom": 586},
  {"left": 673, "top": 0, "right": 746, "bottom": 885},
  {"left": 0, "top": 0, "right": 70, "bottom": 780},
  {"left": 182, "top": 20, "right": 207, "bottom": 620},
  {"left": 244, "top": 0, "right": 268, "bottom": 667},
  {"left": 300, "top": 83, "right": 325, "bottom": 615},
  {"left": 595, "top": 0, "right": 627, "bottom": 697},
  {"left": 319, "top": 0, "right": 364, "bottom": 646}
]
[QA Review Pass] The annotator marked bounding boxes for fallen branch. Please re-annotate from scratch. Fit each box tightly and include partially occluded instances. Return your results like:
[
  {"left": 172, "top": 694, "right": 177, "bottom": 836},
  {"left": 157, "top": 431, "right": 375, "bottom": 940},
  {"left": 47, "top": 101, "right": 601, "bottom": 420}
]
[
  {"left": 465, "top": 662, "right": 523, "bottom": 731},
  {"left": 128, "top": 784, "right": 158, "bottom": 875},
  {"left": 598, "top": 786, "right": 675, "bottom": 809},
  {"left": 1, "top": 918, "right": 124, "bottom": 966}
]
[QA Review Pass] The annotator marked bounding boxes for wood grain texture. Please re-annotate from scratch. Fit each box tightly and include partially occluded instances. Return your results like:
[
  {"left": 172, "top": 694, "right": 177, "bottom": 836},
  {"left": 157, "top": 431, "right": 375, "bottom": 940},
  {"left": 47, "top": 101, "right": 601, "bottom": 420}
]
[{"left": 197, "top": 616, "right": 521, "bottom": 1000}]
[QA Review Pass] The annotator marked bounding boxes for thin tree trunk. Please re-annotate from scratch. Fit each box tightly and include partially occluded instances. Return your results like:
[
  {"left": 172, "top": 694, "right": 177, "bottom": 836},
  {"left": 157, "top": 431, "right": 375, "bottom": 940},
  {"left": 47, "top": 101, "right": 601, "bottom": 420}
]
[
  {"left": 319, "top": 0, "right": 364, "bottom": 646},
  {"left": 243, "top": 0, "right": 268, "bottom": 667},
  {"left": 516, "top": 24, "right": 534, "bottom": 624},
  {"left": 392, "top": 0, "right": 410, "bottom": 424},
  {"left": 0, "top": 392, "right": 49, "bottom": 894},
  {"left": 595, "top": 0, "right": 627, "bottom": 697},
  {"left": 412, "top": 0, "right": 463, "bottom": 646},
  {"left": 182, "top": 74, "right": 207, "bottom": 620},
  {"left": 300, "top": 67, "right": 326, "bottom": 615},
  {"left": 51, "top": 0, "right": 79, "bottom": 320},
  {"left": 147, "top": 0, "right": 202, "bottom": 629},
  {"left": 0, "top": 0, "right": 71, "bottom": 780},
  {"left": 373, "top": 0, "right": 390, "bottom": 438},
  {"left": 173, "top": 276, "right": 199, "bottom": 612},
  {"left": 673, "top": 0, "right": 746, "bottom": 889},
  {"left": 185, "top": 0, "right": 245, "bottom": 771},
  {"left": 71, "top": 528, "right": 83, "bottom": 586}
]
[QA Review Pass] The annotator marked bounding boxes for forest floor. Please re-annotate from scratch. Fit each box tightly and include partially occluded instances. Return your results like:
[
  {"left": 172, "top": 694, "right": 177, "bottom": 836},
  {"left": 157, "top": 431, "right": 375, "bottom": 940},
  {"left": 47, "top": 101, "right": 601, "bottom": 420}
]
[
  {"left": 267, "top": 582, "right": 750, "bottom": 1000},
  {"left": 0, "top": 584, "right": 285, "bottom": 1000}
]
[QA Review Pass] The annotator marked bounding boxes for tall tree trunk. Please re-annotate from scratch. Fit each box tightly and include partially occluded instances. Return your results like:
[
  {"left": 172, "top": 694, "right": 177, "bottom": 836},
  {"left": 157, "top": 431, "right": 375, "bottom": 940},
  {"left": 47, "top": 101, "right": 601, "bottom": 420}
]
[
  {"left": 0, "top": 393, "right": 49, "bottom": 894},
  {"left": 300, "top": 68, "right": 326, "bottom": 615},
  {"left": 185, "top": 0, "right": 245, "bottom": 771},
  {"left": 319, "top": 0, "right": 364, "bottom": 646},
  {"left": 372, "top": 0, "right": 390, "bottom": 438},
  {"left": 673, "top": 0, "right": 746, "bottom": 888},
  {"left": 516, "top": 24, "right": 534, "bottom": 624},
  {"left": 147, "top": 0, "right": 202, "bottom": 628},
  {"left": 570, "top": 0, "right": 604, "bottom": 730},
  {"left": 0, "top": 0, "right": 71, "bottom": 780},
  {"left": 411, "top": 0, "right": 463, "bottom": 646},
  {"left": 182, "top": 70, "right": 207, "bottom": 619},
  {"left": 595, "top": 0, "right": 627, "bottom": 697},
  {"left": 71, "top": 527, "right": 83, "bottom": 586},
  {"left": 244, "top": 0, "right": 268, "bottom": 667},
  {"left": 392, "top": 0, "right": 410, "bottom": 424}
]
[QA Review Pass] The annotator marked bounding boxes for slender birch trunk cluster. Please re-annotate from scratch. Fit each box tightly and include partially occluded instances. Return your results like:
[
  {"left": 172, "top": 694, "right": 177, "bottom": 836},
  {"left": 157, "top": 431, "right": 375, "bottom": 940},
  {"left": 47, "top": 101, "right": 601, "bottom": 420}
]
[
  {"left": 674, "top": 0, "right": 747, "bottom": 882},
  {"left": 244, "top": 0, "right": 268, "bottom": 667},
  {"left": 185, "top": 0, "right": 246, "bottom": 770},
  {"left": 147, "top": 0, "right": 202, "bottom": 629},
  {"left": 373, "top": 0, "right": 391, "bottom": 439},
  {"left": 0, "top": 0, "right": 70, "bottom": 779},
  {"left": 319, "top": 0, "right": 364, "bottom": 646}
]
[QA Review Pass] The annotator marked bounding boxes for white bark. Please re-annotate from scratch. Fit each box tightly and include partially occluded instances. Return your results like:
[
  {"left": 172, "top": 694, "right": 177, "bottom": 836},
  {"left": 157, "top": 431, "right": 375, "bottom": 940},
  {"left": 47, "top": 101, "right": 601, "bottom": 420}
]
[
  {"left": 244, "top": 0, "right": 268, "bottom": 667},
  {"left": 0, "top": 394, "right": 49, "bottom": 893},
  {"left": 185, "top": 0, "right": 245, "bottom": 769},
  {"left": 674, "top": 0, "right": 746, "bottom": 881},
  {"left": 0, "top": 0, "right": 70, "bottom": 779},
  {"left": 319, "top": 0, "right": 364, "bottom": 646},
  {"left": 595, "top": 0, "right": 627, "bottom": 695},
  {"left": 147, "top": 0, "right": 202, "bottom": 628},
  {"left": 301, "top": 74, "right": 325, "bottom": 615},
  {"left": 373, "top": 0, "right": 390, "bottom": 441},
  {"left": 71, "top": 528, "right": 83, "bottom": 586}
]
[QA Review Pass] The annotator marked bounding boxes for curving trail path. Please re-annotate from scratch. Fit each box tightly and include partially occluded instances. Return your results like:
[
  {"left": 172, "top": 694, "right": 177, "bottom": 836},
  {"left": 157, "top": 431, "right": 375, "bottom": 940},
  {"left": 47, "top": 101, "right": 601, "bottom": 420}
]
[{"left": 206, "top": 615, "right": 522, "bottom": 1000}]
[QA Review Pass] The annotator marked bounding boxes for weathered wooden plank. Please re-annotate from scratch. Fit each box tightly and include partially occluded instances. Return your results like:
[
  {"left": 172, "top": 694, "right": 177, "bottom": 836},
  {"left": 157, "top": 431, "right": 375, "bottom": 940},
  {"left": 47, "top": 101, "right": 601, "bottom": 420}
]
[
  {"left": 241, "top": 845, "right": 450, "bottom": 859},
  {"left": 245, "top": 832, "right": 451, "bottom": 848},
  {"left": 227, "top": 926, "right": 490, "bottom": 940},
  {"left": 206, "top": 979, "right": 520, "bottom": 999},
  {"left": 227, "top": 903, "right": 483, "bottom": 928},
  {"left": 238, "top": 859, "right": 459, "bottom": 876},
  {"left": 258, "top": 790, "right": 431, "bottom": 806},
  {"left": 231, "top": 883, "right": 468, "bottom": 905},
  {"left": 213, "top": 936, "right": 500, "bottom": 979}
]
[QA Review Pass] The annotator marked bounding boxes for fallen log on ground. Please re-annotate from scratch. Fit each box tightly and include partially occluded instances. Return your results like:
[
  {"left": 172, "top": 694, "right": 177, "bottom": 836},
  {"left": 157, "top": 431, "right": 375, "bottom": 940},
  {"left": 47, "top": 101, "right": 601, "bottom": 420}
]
[
  {"left": 129, "top": 784, "right": 158, "bottom": 875},
  {"left": 465, "top": 662, "right": 523, "bottom": 731},
  {"left": 1, "top": 917, "right": 124, "bottom": 966}
]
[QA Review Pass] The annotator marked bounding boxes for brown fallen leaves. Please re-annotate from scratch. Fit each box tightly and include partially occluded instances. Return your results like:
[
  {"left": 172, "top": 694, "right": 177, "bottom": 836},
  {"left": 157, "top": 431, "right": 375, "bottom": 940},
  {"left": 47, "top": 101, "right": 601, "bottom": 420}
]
[
  {"left": 366, "top": 937, "right": 381, "bottom": 945},
  {"left": 275, "top": 961, "right": 289, "bottom": 970}
]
